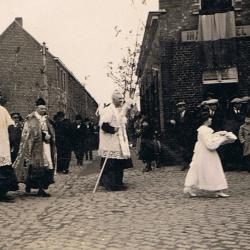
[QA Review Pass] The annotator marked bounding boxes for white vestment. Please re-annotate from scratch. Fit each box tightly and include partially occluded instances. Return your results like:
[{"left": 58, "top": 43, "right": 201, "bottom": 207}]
[
  {"left": 34, "top": 112, "right": 53, "bottom": 169},
  {"left": 98, "top": 103, "right": 130, "bottom": 159},
  {"left": 0, "top": 105, "right": 14, "bottom": 166}
]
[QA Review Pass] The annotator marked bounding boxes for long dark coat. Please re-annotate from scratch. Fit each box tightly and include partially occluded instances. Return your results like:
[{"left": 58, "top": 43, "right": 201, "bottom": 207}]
[{"left": 239, "top": 123, "right": 250, "bottom": 156}]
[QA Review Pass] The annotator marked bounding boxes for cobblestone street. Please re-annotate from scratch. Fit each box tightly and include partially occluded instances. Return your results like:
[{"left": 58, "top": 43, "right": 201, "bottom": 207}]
[{"left": 0, "top": 151, "right": 249, "bottom": 250}]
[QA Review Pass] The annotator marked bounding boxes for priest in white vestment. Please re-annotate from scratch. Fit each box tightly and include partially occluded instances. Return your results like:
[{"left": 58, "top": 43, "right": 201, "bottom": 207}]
[{"left": 98, "top": 90, "right": 133, "bottom": 191}]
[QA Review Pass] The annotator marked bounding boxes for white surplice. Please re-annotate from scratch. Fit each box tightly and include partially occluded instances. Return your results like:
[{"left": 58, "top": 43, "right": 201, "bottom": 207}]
[
  {"left": 98, "top": 103, "right": 130, "bottom": 159},
  {"left": 0, "top": 105, "right": 14, "bottom": 166}
]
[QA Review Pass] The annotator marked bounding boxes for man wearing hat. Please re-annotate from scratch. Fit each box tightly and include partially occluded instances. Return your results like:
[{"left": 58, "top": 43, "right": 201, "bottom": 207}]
[
  {"left": 98, "top": 90, "right": 133, "bottom": 191},
  {"left": 170, "top": 101, "right": 194, "bottom": 171},
  {"left": 8, "top": 112, "right": 23, "bottom": 163},
  {"left": 72, "top": 114, "right": 87, "bottom": 166},
  {"left": 84, "top": 117, "right": 95, "bottom": 161},
  {"left": 14, "top": 97, "right": 56, "bottom": 196},
  {"left": 240, "top": 96, "right": 250, "bottom": 116},
  {"left": 53, "top": 111, "right": 73, "bottom": 173},
  {"left": 0, "top": 92, "right": 19, "bottom": 202},
  {"left": 201, "top": 98, "right": 224, "bottom": 131},
  {"left": 222, "top": 97, "right": 245, "bottom": 171}
]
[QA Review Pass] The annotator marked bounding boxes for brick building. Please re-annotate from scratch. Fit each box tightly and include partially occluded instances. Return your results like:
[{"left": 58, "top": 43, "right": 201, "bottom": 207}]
[
  {"left": 137, "top": 0, "right": 250, "bottom": 136},
  {"left": 0, "top": 17, "right": 97, "bottom": 120}
]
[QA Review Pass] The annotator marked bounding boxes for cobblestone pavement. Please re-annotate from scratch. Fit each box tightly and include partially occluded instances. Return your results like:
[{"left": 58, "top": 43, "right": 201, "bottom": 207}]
[{"left": 0, "top": 151, "right": 250, "bottom": 250}]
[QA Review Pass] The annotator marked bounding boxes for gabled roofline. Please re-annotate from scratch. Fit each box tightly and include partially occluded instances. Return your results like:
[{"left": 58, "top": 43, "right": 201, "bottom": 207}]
[{"left": 0, "top": 18, "right": 97, "bottom": 106}]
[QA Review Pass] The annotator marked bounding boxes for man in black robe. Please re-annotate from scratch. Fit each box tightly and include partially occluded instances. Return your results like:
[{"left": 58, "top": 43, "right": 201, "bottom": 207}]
[{"left": 54, "top": 111, "right": 73, "bottom": 174}]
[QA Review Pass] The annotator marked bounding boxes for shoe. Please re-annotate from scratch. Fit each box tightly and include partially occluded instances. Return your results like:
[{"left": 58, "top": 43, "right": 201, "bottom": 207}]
[
  {"left": 142, "top": 167, "right": 152, "bottom": 172},
  {"left": 37, "top": 190, "right": 51, "bottom": 197},
  {"left": 187, "top": 191, "right": 197, "bottom": 197},
  {"left": 215, "top": 191, "right": 230, "bottom": 198},
  {"left": 184, "top": 187, "right": 197, "bottom": 197},
  {"left": 62, "top": 170, "right": 69, "bottom": 174}
]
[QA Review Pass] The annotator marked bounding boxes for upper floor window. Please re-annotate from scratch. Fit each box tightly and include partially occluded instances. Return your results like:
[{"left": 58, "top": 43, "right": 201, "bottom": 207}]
[
  {"left": 202, "top": 67, "right": 238, "bottom": 84},
  {"left": 56, "top": 64, "right": 67, "bottom": 90}
]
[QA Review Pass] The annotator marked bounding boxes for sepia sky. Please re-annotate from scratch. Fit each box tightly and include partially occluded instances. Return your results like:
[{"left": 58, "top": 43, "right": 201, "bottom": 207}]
[{"left": 0, "top": 0, "right": 158, "bottom": 104}]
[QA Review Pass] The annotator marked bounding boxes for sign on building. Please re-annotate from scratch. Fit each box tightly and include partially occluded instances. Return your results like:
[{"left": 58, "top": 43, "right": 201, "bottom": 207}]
[{"left": 182, "top": 25, "right": 250, "bottom": 42}]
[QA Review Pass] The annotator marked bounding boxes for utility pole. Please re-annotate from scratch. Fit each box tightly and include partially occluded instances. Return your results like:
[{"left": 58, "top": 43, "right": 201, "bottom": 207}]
[{"left": 40, "top": 42, "right": 49, "bottom": 104}]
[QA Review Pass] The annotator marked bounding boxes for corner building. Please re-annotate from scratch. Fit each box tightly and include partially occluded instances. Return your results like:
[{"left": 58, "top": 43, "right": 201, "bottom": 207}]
[{"left": 137, "top": 0, "right": 250, "bottom": 161}]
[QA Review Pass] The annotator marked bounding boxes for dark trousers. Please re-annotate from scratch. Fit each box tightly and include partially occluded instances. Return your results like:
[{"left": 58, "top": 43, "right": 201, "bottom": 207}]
[
  {"left": 85, "top": 150, "right": 93, "bottom": 160},
  {"left": 74, "top": 144, "right": 85, "bottom": 164},
  {"left": 57, "top": 148, "right": 71, "bottom": 172}
]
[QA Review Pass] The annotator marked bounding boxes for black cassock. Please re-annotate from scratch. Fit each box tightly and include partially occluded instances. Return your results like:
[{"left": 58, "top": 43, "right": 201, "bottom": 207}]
[{"left": 99, "top": 123, "right": 133, "bottom": 191}]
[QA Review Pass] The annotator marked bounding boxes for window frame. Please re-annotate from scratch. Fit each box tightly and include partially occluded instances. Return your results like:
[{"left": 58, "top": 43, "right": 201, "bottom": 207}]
[{"left": 202, "top": 67, "right": 238, "bottom": 85}]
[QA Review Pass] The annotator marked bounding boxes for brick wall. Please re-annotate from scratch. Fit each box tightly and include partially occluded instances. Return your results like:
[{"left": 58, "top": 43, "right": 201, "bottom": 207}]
[{"left": 0, "top": 19, "right": 97, "bottom": 121}]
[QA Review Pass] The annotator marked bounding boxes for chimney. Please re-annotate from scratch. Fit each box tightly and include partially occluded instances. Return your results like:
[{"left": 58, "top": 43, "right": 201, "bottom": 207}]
[{"left": 15, "top": 17, "right": 23, "bottom": 27}]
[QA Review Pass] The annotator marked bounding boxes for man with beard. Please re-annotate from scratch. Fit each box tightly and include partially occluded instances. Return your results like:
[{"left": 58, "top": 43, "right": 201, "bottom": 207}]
[{"left": 14, "top": 98, "right": 56, "bottom": 197}]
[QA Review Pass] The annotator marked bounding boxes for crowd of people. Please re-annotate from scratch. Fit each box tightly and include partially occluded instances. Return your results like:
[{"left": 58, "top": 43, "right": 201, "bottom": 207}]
[
  {"left": 1, "top": 88, "right": 250, "bottom": 201},
  {"left": 132, "top": 96, "right": 250, "bottom": 174},
  {"left": 0, "top": 93, "right": 98, "bottom": 201}
]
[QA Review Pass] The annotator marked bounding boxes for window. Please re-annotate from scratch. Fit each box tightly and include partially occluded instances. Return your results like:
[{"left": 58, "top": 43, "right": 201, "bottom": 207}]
[
  {"left": 62, "top": 72, "right": 66, "bottom": 90},
  {"left": 202, "top": 67, "right": 238, "bottom": 84},
  {"left": 56, "top": 65, "right": 60, "bottom": 87}
]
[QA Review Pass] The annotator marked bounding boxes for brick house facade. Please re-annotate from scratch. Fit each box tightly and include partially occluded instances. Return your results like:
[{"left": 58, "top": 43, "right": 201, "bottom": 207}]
[
  {"left": 0, "top": 18, "right": 97, "bottom": 121},
  {"left": 137, "top": 1, "right": 250, "bottom": 146}
]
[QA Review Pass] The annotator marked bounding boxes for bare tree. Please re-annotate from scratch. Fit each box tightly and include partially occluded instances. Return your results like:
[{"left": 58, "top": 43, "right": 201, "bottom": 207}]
[{"left": 106, "top": 30, "right": 141, "bottom": 101}]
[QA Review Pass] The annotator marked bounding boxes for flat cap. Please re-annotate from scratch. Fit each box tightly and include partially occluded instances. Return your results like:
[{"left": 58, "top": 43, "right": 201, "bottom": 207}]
[
  {"left": 230, "top": 98, "right": 242, "bottom": 104},
  {"left": 240, "top": 96, "right": 250, "bottom": 103},
  {"left": 201, "top": 99, "right": 218, "bottom": 106},
  {"left": 176, "top": 101, "right": 186, "bottom": 106}
]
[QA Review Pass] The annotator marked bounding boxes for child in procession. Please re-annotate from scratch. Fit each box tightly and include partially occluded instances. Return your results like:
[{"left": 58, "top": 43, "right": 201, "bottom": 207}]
[{"left": 184, "top": 110, "right": 236, "bottom": 198}]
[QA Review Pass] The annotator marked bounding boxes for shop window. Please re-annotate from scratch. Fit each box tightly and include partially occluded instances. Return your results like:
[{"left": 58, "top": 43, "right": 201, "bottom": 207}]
[{"left": 202, "top": 67, "right": 238, "bottom": 84}]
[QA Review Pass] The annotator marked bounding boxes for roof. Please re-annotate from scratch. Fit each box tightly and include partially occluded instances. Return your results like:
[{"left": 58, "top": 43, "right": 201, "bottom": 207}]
[{"left": 0, "top": 18, "right": 97, "bottom": 106}]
